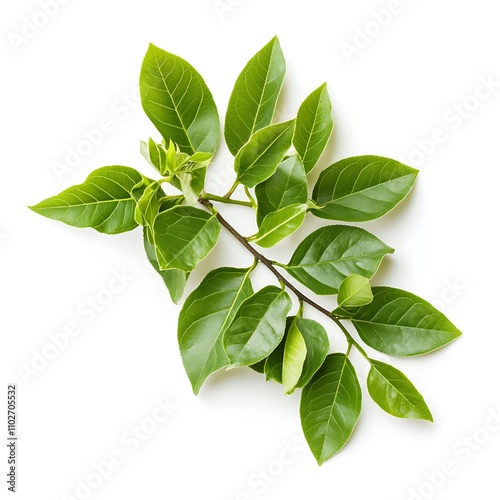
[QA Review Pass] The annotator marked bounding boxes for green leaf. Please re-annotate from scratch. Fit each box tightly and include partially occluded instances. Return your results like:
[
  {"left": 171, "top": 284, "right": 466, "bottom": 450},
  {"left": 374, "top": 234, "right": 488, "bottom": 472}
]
[
  {"left": 249, "top": 359, "right": 266, "bottom": 374},
  {"left": 158, "top": 195, "right": 184, "bottom": 213},
  {"left": 311, "top": 156, "right": 418, "bottom": 221},
  {"left": 225, "top": 36, "right": 286, "bottom": 155},
  {"left": 175, "top": 166, "right": 206, "bottom": 206},
  {"left": 293, "top": 83, "right": 334, "bottom": 173},
  {"left": 367, "top": 360, "right": 433, "bottom": 421},
  {"left": 282, "top": 317, "right": 307, "bottom": 394},
  {"left": 140, "top": 138, "right": 168, "bottom": 175},
  {"left": 300, "top": 353, "right": 362, "bottom": 465},
  {"left": 255, "top": 155, "right": 308, "bottom": 225},
  {"left": 295, "top": 318, "right": 330, "bottom": 388},
  {"left": 251, "top": 204, "right": 307, "bottom": 248},
  {"left": 140, "top": 43, "right": 220, "bottom": 155},
  {"left": 153, "top": 206, "right": 220, "bottom": 271},
  {"left": 223, "top": 286, "right": 292, "bottom": 367},
  {"left": 143, "top": 228, "right": 189, "bottom": 304},
  {"left": 178, "top": 267, "right": 254, "bottom": 394},
  {"left": 264, "top": 317, "right": 329, "bottom": 389},
  {"left": 234, "top": 120, "right": 295, "bottom": 188},
  {"left": 337, "top": 274, "right": 373, "bottom": 309},
  {"left": 264, "top": 333, "right": 287, "bottom": 383},
  {"left": 340, "top": 287, "right": 462, "bottom": 356},
  {"left": 284, "top": 226, "right": 394, "bottom": 295},
  {"left": 30, "top": 166, "right": 148, "bottom": 234},
  {"left": 134, "top": 181, "right": 163, "bottom": 241}
]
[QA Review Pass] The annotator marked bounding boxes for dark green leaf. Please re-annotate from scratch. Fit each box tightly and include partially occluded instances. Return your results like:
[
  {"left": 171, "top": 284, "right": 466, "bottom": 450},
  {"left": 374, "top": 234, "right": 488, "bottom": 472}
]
[
  {"left": 264, "top": 316, "right": 293, "bottom": 383},
  {"left": 143, "top": 228, "right": 189, "bottom": 304},
  {"left": 158, "top": 195, "right": 184, "bottom": 213},
  {"left": 30, "top": 166, "right": 147, "bottom": 234},
  {"left": 312, "top": 156, "right": 418, "bottom": 221},
  {"left": 140, "top": 44, "right": 220, "bottom": 154},
  {"left": 285, "top": 226, "right": 394, "bottom": 295},
  {"left": 255, "top": 155, "right": 308, "bottom": 225},
  {"left": 282, "top": 317, "right": 307, "bottom": 394},
  {"left": 249, "top": 359, "right": 266, "bottom": 374},
  {"left": 251, "top": 203, "right": 307, "bottom": 248},
  {"left": 367, "top": 359, "right": 433, "bottom": 421},
  {"left": 293, "top": 83, "right": 334, "bottom": 173},
  {"left": 340, "top": 287, "right": 462, "bottom": 356},
  {"left": 234, "top": 120, "right": 295, "bottom": 188},
  {"left": 300, "top": 353, "right": 362, "bottom": 465},
  {"left": 295, "top": 318, "right": 330, "bottom": 388},
  {"left": 223, "top": 286, "right": 292, "bottom": 367},
  {"left": 153, "top": 206, "right": 220, "bottom": 271},
  {"left": 264, "top": 336, "right": 287, "bottom": 383},
  {"left": 225, "top": 36, "right": 286, "bottom": 155},
  {"left": 178, "top": 267, "right": 254, "bottom": 394}
]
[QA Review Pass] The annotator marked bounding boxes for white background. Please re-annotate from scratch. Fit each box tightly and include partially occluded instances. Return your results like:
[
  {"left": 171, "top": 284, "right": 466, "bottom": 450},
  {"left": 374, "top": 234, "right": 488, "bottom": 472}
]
[{"left": 1, "top": 1, "right": 499, "bottom": 499}]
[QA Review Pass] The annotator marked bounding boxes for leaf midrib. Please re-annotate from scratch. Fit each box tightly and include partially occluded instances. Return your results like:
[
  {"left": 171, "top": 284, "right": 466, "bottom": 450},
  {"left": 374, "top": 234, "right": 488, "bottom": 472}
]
[
  {"left": 238, "top": 122, "right": 293, "bottom": 177},
  {"left": 323, "top": 172, "right": 416, "bottom": 205},
  {"left": 152, "top": 49, "right": 196, "bottom": 153}
]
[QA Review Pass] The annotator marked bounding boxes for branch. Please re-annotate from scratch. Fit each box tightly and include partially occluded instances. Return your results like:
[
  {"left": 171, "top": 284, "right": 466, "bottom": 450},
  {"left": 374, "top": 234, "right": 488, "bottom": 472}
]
[
  {"left": 199, "top": 198, "right": 371, "bottom": 356},
  {"left": 199, "top": 198, "right": 332, "bottom": 318}
]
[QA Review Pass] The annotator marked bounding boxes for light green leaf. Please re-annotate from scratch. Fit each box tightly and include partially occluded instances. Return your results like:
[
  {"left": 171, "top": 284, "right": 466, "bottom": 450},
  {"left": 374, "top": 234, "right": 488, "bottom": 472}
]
[
  {"left": 175, "top": 166, "right": 206, "bottom": 206},
  {"left": 225, "top": 36, "right": 286, "bottom": 155},
  {"left": 143, "top": 228, "right": 189, "bottom": 304},
  {"left": 368, "top": 360, "right": 433, "bottom": 421},
  {"left": 140, "top": 43, "right": 220, "bottom": 154},
  {"left": 234, "top": 120, "right": 295, "bottom": 188},
  {"left": 284, "top": 225, "right": 394, "bottom": 295},
  {"left": 251, "top": 203, "right": 307, "bottom": 248},
  {"left": 282, "top": 317, "right": 307, "bottom": 394},
  {"left": 153, "top": 206, "right": 220, "bottom": 271},
  {"left": 264, "top": 317, "right": 329, "bottom": 389},
  {"left": 293, "top": 83, "right": 334, "bottom": 173},
  {"left": 312, "top": 156, "right": 418, "bottom": 221},
  {"left": 300, "top": 353, "right": 362, "bottom": 465},
  {"left": 30, "top": 166, "right": 148, "bottom": 234},
  {"left": 337, "top": 274, "right": 373, "bottom": 309},
  {"left": 338, "top": 287, "right": 462, "bottom": 356},
  {"left": 178, "top": 267, "right": 254, "bottom": 394},
  {"left": 140, "top": 138, "right": 168, "bottom": 175},
  {"left": 134, "top": 181, "right": 163, "bottom": 241},
  {"left": 255, "top": 155, "right": 308, "bottom": 225},
  {"left": 223, "top": 286, "right": 292, "bottom": 367}
]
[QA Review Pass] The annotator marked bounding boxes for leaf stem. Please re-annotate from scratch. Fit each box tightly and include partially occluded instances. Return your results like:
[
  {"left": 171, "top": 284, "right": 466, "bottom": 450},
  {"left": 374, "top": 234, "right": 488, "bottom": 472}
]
[
  {"left": 200, "top": 192, "right": 253, "bottom": 208},
  {"left": 244, "top": 186, "right": 257, "bottom": 208},
  {"left": 224, "top": 180, "right": 239, "bottom": 198}
]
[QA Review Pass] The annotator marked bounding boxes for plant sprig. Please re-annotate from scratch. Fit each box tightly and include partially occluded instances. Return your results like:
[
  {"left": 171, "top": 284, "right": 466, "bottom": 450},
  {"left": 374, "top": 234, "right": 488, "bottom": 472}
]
[{"left": 30, "top": 37, "right": 461, "bottom": 465}]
